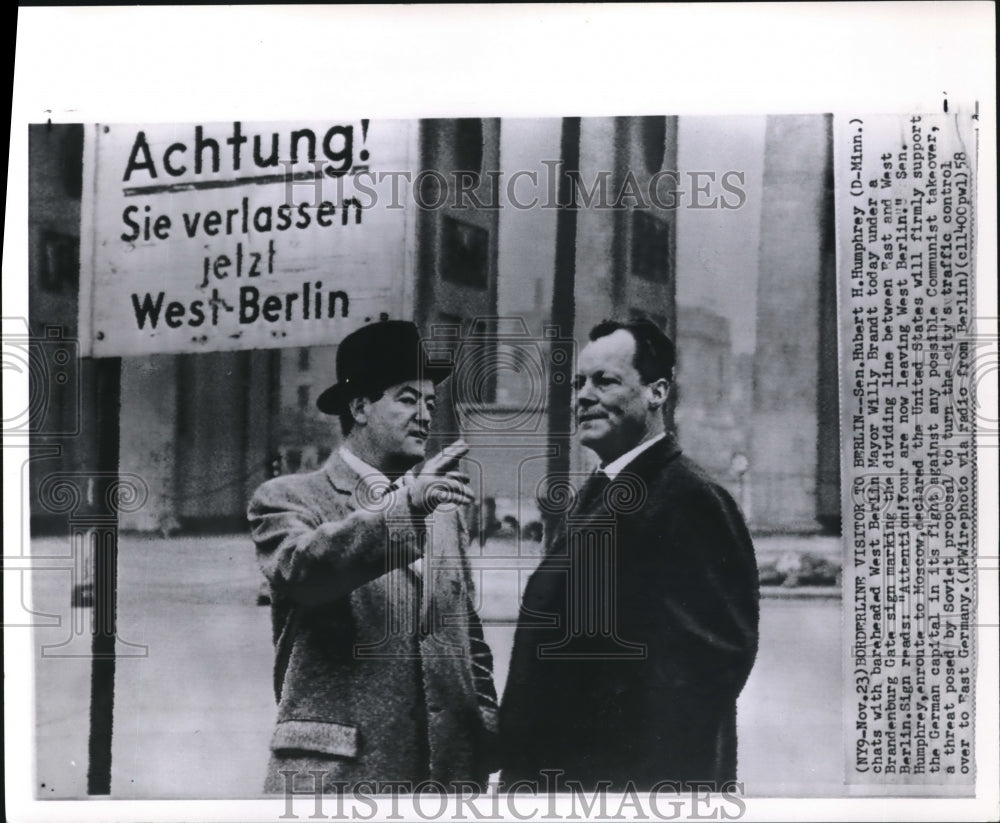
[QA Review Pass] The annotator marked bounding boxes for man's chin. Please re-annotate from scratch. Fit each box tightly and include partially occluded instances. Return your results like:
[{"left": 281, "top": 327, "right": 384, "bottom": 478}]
[
  {"left": 393, "top": 446, "right": 425, "bottom": 472},
  {"left": 405, "top": 437, "right": 428, "bottom": 456}
]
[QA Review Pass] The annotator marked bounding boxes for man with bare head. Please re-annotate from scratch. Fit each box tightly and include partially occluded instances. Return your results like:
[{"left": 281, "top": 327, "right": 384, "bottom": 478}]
[{"left": 501, "top": 318, "right": 759, "bottom": 792}]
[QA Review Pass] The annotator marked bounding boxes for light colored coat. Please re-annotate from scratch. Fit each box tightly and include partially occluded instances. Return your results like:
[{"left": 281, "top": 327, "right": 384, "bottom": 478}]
[{"left": 248, "top": 451, "right": 497, "bottom": 792}]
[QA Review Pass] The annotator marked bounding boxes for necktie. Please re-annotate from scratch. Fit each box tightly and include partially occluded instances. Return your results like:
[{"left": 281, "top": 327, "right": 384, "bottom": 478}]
[{"left": 576, "top": 469, "right": 611, "bottom": 514}]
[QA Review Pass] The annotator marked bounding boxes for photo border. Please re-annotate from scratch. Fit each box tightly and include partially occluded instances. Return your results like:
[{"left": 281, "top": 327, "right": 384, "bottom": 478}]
[{"left": 6, "top": 4, "right": 997, "bottom": 822}]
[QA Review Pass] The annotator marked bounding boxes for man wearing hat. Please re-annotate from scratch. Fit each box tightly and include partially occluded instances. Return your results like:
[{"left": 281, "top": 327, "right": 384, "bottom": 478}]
[{"left": 248, "top": 320, "right": 498, "bottom": 793}]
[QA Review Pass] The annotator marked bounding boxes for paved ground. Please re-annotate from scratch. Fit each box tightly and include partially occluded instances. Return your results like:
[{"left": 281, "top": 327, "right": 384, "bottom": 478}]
[{"left": 29, "top": 532, "right": 842, "bottom": 799}]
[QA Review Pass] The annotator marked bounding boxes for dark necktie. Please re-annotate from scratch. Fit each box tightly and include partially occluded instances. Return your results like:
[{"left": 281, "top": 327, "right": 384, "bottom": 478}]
[{"left": 575, "top": 469, "right": 611, "bottom": 514}]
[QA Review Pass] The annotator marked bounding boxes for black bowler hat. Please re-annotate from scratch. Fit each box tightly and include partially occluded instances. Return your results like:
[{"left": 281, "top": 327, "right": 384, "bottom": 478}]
[{"left": 316, "top": 320, "right": 452, "bottom": 415}]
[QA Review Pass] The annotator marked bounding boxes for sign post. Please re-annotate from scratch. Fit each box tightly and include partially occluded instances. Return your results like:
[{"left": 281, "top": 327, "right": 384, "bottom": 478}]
[{"left": 84, "top": 356, "right": 120, "bottom": 796}]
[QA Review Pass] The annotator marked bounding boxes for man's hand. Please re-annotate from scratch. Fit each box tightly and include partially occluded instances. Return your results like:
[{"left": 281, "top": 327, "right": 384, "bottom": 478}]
[{"left": 403, "top": 439, "right": 475, "bottom": 516}]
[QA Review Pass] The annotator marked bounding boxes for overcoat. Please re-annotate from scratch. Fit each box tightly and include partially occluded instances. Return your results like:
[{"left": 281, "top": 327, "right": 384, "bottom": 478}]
[
  {"left": 248, "top": 450, "right": 497, "bottom": 792},
  {"left": 499, "top": 434, "right": 759, "bottom": 791}
]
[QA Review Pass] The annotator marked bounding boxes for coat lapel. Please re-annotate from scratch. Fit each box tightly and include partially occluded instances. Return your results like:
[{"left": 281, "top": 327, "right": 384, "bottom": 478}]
[
  {"left": 532, "top": 433, "right": 684, "bottom": 610},
  {"left": 547, "top": 434, "right": 683, "bottom": 544},
  {"left": 613, "top": 432, "right": 682, "bottom": 493},
  {"left": 323, "top": 450, "right": 364, "bottom": 513}
]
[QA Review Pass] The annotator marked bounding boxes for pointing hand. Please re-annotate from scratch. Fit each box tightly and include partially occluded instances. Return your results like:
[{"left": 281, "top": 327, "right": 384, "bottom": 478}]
[{"left": 404, "top": 440, "right": 475, "bottom": 515}]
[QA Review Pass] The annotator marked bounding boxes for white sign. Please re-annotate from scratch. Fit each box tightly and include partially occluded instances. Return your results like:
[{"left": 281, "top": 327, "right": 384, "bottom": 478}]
[{"left": 79, "top": 119, "right": 416, "bottom": 356}]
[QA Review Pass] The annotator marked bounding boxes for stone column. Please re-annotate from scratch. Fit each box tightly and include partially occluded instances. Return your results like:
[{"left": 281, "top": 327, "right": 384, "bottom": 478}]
[{"left": 751, "top": 115, "right": 833, "bottom": 531}]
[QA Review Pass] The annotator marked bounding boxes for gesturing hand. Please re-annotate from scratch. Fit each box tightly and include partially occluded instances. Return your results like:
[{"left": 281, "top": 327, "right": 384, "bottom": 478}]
[{"left": 404, "top": 439, "right": 475, "bottom": 516}]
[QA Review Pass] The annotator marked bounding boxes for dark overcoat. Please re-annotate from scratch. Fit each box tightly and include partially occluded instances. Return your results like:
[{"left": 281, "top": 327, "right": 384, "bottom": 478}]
[
  {"left": 248, "top": 451, "right": 497, "bottom": 793},
  {"left": 499, "top": 434, "right": 759, "bottom": 791}
]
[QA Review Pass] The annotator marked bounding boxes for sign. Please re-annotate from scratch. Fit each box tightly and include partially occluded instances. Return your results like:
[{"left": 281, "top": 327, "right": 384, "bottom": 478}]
[{"left": 78, "top": 119, "right": 416, "bottom": 356}]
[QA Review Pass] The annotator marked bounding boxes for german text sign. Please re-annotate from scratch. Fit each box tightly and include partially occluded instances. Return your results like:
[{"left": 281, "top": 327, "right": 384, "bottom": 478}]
[{"left": 79, "top": 120, "right": 416, "bottom": 356}]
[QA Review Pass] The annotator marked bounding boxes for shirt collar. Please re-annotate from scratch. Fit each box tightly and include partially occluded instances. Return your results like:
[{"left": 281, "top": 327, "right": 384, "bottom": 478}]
[{"left": 601, "top": 432, "right": 667, "bottom": 479}]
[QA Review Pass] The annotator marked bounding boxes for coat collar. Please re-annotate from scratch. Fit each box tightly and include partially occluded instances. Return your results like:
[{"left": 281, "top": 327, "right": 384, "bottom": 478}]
[
  {"left": 543, "top": 432, "right": 683, "bottom": 555},
  {"left": 612, "top": 430, "right": 682, "bottom": 481},
  {"left": 322, "top": 448, "right": 418, "bottom": 515},
  {"left": 322, "top": 449, "right": 362, "bottom": 508}
]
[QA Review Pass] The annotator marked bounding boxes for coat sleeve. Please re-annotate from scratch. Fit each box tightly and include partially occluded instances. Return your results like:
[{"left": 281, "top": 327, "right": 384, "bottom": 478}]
[
  {"left": 454, "top": 510, "right": 500, "bottom": 729},
  {"left": 468, "top": 609, "right": 501, "bottom": 773},
  {"left": 451, "top": 508, "right": 500, "bottom": 773},
  {"left": 248, "top": 477, "right": 426, "bottom": 607},
  {"left": 606, "top": 481, "right": 758, "bottom": 788},
  {"left": 469, "top": 610, "right": 499, "bottom": 727},
  {"left": 639, "top": 481, "right": 760, "bottom": 698}
]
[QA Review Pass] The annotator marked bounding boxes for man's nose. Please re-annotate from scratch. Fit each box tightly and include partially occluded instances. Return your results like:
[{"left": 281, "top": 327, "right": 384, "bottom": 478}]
[{"left": 576, "top": 378, "right": 598, "bottom": 405}]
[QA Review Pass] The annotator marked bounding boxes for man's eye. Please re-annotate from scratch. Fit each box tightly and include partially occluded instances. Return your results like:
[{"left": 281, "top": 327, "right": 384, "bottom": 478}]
[
  {"left": 572, "top": 376, "right": 586, "bottom": 391},
  {"left": 425, "top": 400, "right": 436, "bottom": 413}
]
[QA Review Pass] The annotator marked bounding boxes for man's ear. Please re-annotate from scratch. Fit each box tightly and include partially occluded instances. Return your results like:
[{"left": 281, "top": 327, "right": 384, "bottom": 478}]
[
  {"left": 646, "top": 377, "right": 670, "bottom": 411},
  {"left": 348, "top": 395, "right": 369, "bottom": 427}
]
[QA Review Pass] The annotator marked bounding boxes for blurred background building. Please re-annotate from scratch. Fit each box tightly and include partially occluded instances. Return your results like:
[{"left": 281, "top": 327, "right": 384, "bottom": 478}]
[{"left": 29, "top": 115, "right": 839, "bottom": 538}]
